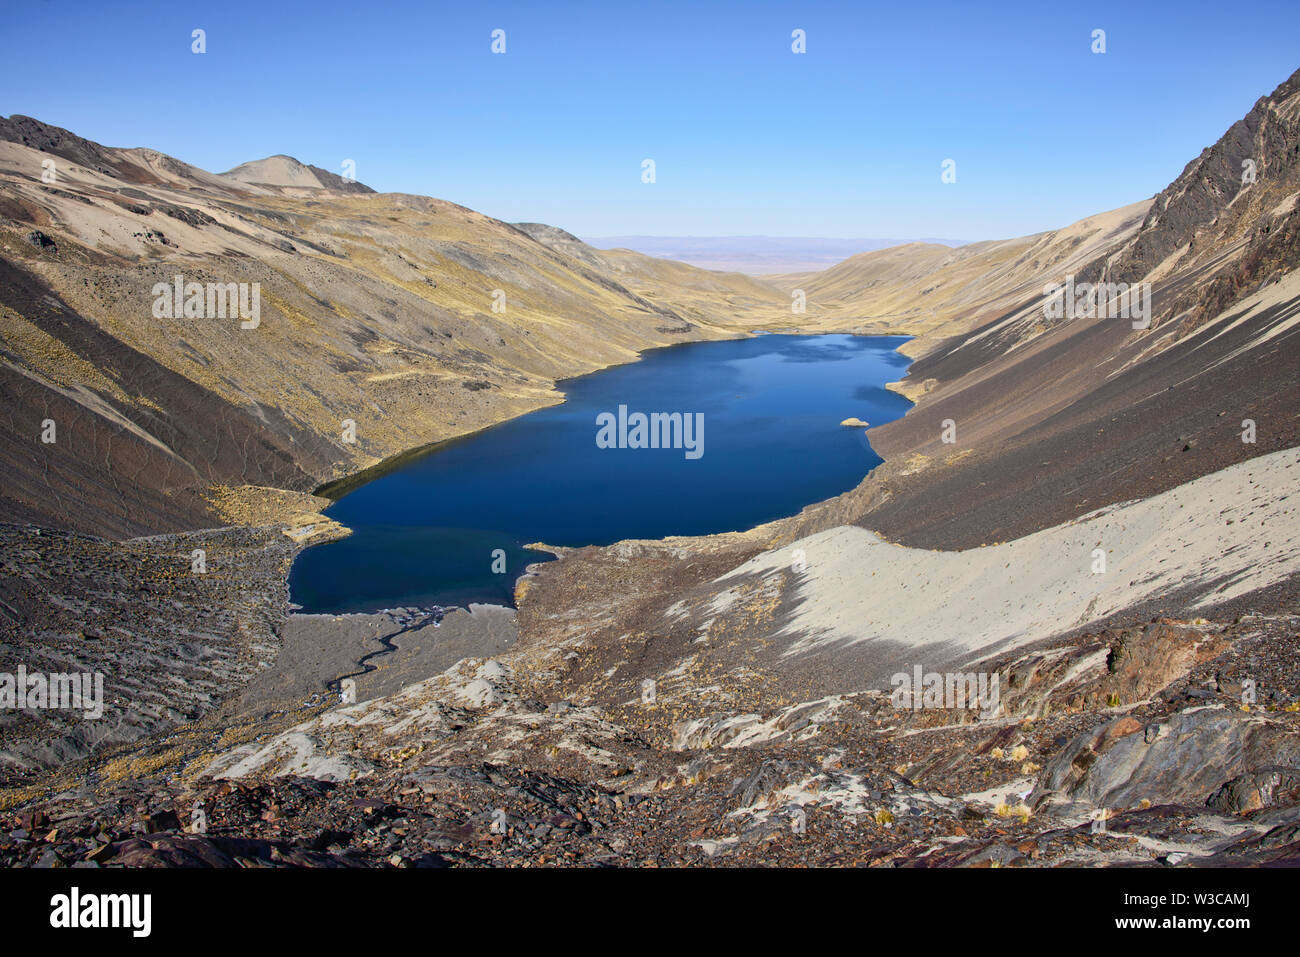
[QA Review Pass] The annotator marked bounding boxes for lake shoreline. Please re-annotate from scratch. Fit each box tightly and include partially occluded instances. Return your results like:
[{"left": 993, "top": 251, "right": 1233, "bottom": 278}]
[
  {"left": 310, "top": 329, "right": 919, "bottom": 500},
  {"left": 289, "top": 332, "right": 917, "bottom": 615}
]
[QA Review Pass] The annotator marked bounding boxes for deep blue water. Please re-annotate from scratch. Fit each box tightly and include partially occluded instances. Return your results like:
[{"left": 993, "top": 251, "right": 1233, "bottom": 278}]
[{"left": 289, "top": 334, "right": 913, "bottom": 612}]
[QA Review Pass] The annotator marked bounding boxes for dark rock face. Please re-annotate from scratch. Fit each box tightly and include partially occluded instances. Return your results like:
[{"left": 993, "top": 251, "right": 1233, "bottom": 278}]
[
  {"left": 1080, "top": 66, "right": 1300, "bottom": 325},
  {"left": 1034, "top": 708, "right": 1298, "bottom": 811},
  {"left": 1208, "top": 769, "right": 1300, "bottom": 814},
  {"left": 23, "top": 230, "right": 54, "bottom": 250},
  {"left": 0, "top": 114, "right": 142, "bottom": 182},
  {"left": 154, "top": 203, "right": 217, "bottom": 228},
  {"left": 1185, "top": 201, "right": 1300, "bottom": 337}
]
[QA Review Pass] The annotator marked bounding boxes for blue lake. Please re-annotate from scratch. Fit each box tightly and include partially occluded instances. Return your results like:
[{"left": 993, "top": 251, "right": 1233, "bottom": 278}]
[{"left": 289, "top": 333, "right": 913, "bottom": 612}]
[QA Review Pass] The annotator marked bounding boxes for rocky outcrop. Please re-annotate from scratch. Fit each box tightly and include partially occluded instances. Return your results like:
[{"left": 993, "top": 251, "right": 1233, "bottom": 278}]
[
  {"left": 1079, "top": 67, "right": 1300, "bottom": 331},
  {"left": 1035, "top": 706, "right": 1300, "bottom": 813}
]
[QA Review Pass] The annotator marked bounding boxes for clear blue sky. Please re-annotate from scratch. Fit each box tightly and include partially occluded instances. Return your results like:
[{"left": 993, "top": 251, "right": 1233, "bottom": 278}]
[{"left": 4, "top": 0, "right": 1297, "bottom": 240}]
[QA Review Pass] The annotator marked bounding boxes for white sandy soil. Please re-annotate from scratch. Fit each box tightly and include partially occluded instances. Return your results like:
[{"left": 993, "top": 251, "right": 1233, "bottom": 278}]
[{"left": 716, "top": 447, "right": 1300, "bottom": 662}]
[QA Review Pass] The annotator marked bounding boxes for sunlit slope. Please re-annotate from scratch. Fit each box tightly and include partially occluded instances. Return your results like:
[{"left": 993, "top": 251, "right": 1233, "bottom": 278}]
[
  {"left": 767, "top": 202, "right": 1151, "bottom": 358},
  {"left": 0, "top": 117, "right": 786, "bottom": 536}
]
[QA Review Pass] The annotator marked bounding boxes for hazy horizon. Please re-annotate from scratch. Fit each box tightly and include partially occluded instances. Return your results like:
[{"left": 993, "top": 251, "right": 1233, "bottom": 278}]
[{"left": 581, "top": 234, "right": 971, "bottom": 274}]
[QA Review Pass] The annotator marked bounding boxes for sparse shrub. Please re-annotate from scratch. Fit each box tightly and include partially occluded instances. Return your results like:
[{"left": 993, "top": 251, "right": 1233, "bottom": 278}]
[{"left": 995, "top": 802, "right": 1032, "bottom": 822}]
